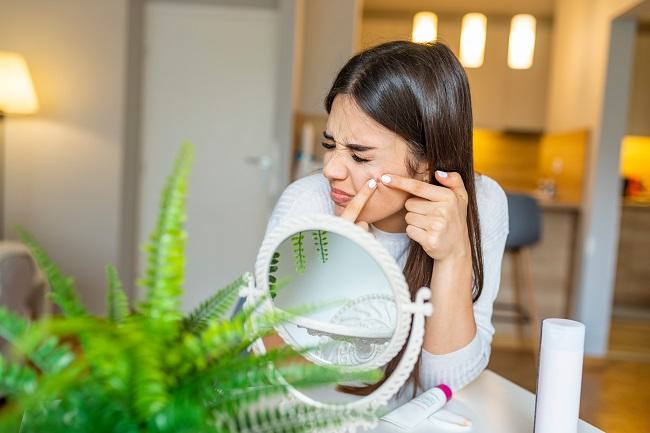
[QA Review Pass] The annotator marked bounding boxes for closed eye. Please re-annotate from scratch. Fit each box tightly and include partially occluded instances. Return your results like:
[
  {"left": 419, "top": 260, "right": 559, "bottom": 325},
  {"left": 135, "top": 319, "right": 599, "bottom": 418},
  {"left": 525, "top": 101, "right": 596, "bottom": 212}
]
[
  {"left": 321, "top": 141, "right": 371, "bottom": 164},
  {"left": 351, "top": 154, "right": 370, "bottom": 163}
]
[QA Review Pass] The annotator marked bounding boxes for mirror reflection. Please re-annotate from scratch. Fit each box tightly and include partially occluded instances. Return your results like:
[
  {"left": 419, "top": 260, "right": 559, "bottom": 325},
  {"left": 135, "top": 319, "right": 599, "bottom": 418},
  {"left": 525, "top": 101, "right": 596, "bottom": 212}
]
[{"left": 268, "top": 229, "right": 397, "bottom": 369}]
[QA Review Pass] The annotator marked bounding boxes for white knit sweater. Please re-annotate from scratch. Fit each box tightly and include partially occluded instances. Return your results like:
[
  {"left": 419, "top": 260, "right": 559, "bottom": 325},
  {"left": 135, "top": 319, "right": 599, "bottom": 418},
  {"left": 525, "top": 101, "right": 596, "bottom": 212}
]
[{"left": 263, "top": 171, "right": 509, "bottom": 397}]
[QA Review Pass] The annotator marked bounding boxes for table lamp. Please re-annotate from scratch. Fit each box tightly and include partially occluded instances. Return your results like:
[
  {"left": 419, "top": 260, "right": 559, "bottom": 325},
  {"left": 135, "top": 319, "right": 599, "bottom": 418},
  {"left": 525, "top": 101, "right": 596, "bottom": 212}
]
[{"left": 0, "top": 51, "right": 39, "bottom": 238}]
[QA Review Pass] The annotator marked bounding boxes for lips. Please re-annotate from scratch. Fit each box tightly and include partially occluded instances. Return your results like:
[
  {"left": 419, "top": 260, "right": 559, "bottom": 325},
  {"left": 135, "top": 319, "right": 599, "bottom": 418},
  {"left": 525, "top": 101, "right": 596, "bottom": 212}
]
[{"left": 330, "top": 187, "right": 353, "bottom": 206}]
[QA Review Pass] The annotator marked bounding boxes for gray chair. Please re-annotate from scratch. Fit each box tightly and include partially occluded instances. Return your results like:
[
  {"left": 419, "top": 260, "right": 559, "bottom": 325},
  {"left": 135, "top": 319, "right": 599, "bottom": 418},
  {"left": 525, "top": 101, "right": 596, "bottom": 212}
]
[
  {"left": 494, "top": 193, "right": 542, "bottom": 355},
  {"left": 0, "top": 241, "right": 48, "bottom": 356},
  {"left": 0, "top": 241, "right": 47, "bottom": 319}
]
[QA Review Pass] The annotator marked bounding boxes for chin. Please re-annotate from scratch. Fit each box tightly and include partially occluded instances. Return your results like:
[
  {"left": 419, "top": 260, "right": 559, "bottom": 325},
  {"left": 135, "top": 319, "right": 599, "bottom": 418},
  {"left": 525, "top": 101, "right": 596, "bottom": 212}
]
[{"left": 357, "top": 209, "right": 389, "bottom": 225}]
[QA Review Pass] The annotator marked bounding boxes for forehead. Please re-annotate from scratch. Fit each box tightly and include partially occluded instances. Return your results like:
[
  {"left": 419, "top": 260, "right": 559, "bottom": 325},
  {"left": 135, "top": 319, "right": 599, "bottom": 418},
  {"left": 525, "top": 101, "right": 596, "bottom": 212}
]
[{"left": 326, "top": 94, "right": 402, "bottom": 150}]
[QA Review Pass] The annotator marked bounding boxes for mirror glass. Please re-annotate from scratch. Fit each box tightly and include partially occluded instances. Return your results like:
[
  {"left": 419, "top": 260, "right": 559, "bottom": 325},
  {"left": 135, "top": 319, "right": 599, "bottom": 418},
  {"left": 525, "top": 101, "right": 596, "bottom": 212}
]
[{"left": 267, "top": 229, "right": 397, "bottom": 370}]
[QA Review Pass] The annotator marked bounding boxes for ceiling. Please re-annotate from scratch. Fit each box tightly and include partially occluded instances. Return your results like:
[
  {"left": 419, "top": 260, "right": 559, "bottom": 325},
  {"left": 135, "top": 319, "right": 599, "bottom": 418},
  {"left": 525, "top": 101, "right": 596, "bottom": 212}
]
[{"left": 363, "top": 0, "right": 555, "bottom": 17}]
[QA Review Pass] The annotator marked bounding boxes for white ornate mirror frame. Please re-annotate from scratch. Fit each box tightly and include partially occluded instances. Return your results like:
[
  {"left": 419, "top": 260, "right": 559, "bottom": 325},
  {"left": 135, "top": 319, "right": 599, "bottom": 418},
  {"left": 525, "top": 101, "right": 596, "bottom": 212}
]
[{"left": 242, "top": 214, "right": 433, "bottom": 411}]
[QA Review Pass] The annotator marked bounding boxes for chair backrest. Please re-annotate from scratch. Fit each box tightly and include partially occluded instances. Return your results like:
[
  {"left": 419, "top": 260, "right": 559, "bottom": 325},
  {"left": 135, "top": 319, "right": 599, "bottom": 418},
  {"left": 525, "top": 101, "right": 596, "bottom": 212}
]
[
  {"left": 505, "top": 193, "right": 542, "bottom": 250},
  {"left": 0, "top": 241, "right": 46, "bottom": 317}
]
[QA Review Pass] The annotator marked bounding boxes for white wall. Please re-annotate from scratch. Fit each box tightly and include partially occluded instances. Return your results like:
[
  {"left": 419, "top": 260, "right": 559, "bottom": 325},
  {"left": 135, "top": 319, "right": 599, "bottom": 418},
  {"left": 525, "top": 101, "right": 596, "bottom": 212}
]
[
  {"left": 0, "top": 0, "right": 128, "bottom": 313},
  {"left": 298, "top": 0, "right": 363, "bottom": 115},
  {"left": 628, "top": 25, "right": 650, "bottom": 136},
  {"left": 545, "top": 0, "right": 607, "bottom": 132},
  {"left": 546, "top": 0, "right": 645, "bottom": 132}
]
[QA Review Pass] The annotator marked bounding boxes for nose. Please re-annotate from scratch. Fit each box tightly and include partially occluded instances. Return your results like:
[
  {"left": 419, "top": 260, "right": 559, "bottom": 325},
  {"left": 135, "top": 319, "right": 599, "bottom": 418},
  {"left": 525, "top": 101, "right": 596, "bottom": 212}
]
[{"left": 322, "top": 150, "right": 348, "bottom": 182}]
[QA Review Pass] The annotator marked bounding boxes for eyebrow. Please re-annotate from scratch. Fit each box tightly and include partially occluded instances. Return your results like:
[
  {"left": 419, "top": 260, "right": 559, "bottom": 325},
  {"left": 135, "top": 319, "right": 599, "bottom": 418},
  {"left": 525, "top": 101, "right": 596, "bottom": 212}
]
[{"left": 323, "top": 131, "right": 375, "bottom": 152}]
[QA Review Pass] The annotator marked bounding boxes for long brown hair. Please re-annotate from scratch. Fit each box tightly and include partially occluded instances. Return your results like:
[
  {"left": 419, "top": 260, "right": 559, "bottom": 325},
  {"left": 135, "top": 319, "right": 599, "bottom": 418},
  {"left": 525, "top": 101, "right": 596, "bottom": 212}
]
[{"left": 324, "top": 41, "right": 484, "bottom": 397}]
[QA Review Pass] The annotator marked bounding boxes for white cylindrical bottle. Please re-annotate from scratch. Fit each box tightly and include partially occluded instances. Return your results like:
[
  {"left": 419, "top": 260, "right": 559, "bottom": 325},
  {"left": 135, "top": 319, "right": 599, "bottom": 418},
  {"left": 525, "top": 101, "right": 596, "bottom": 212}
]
[{"left": 534, "top": 318, "right": 586, "bottom": 433}]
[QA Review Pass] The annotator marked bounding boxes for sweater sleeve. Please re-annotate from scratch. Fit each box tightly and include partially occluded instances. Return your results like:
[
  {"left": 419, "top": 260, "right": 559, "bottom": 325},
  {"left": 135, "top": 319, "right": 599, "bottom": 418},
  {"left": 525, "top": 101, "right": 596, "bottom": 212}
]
[{"left": 417, "top": 175, "right": 509, "bottom": 393}]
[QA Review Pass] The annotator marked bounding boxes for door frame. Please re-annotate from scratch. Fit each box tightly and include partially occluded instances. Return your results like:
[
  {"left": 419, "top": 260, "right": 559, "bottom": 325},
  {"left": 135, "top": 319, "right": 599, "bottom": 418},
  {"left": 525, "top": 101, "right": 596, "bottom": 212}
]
[{"left": 572, "top": 0, "right": 647, "bottom": 356}]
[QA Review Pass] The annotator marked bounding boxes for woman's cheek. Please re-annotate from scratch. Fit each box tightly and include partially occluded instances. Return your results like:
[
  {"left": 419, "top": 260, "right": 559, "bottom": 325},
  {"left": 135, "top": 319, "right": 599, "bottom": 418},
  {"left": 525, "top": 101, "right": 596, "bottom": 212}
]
[{"left": 357, "top": 187, "right": 403, "bottom": 223}]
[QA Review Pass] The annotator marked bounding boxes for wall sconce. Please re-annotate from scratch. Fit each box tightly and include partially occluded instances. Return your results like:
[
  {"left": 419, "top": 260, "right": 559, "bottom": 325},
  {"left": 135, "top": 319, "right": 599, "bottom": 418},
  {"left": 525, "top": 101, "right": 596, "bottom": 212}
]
[
  {"left": 508, "top": 14, "right": 536, "bottom": 69},
  {"left": 460, "top": 13, "right": 487, "bottom": 68},
  {"left": 0, "top": 51, "right": 39, "bottom": 238},
  {"left": 412, "top": 12, "right": 438, "bottom": 43}
]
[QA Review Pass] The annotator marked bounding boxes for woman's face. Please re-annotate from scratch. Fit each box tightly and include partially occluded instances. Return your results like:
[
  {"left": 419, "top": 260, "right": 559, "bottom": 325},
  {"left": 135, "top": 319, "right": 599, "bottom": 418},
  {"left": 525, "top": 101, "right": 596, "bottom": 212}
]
[{"left": 322, "top": 94, "right": 426, "bottom": 232}]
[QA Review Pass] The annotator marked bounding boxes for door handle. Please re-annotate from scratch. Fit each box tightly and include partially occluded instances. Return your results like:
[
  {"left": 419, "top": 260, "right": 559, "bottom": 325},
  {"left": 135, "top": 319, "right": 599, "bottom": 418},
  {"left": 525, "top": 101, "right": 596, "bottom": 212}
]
[{"left": 245, "top": 155, "right": 272, "bottom": 171}]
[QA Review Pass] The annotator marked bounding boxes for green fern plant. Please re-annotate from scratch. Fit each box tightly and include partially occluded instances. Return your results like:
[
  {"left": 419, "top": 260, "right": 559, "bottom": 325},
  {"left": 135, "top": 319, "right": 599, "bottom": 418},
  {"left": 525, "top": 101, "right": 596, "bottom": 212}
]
[
  {"left": 291, "top": 232, "right": 306, "bottom": 274},
  {"left": 268, "top": 252, "right": 280, "bottom": 299},
  {"left": 0, "top": 142, "right": 380, "bottom": 433}
]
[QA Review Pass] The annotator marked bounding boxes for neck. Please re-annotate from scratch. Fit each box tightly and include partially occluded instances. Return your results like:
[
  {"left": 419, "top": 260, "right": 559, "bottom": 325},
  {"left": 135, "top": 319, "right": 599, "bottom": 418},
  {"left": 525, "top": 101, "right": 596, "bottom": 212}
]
[{"left": 372, "top": 208, "right": 408, "bottom": 233}]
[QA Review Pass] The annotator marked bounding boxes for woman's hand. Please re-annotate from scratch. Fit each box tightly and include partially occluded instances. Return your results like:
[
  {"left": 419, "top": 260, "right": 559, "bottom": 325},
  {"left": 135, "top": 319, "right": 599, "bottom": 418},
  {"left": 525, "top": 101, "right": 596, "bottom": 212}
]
[
  {"left": 380, "top": 171, "right": 470, "bottom": 263},
  {"left": 338, "top": 178, "right": 377, "bottom": 231}
]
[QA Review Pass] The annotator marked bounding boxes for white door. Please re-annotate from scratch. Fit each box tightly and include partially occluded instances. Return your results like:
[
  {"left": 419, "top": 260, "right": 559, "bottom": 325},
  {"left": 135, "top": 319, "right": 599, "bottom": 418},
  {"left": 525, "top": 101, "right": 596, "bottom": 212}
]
[{"left": 138, "top": 1, "right": 280, "bottom": 311}]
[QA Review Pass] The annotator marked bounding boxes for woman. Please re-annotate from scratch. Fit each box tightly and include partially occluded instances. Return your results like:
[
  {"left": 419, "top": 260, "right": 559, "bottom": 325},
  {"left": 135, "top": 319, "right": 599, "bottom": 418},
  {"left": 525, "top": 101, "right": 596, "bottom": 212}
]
[{"left": 264, "top": 41, "right": 509, "bottom": 397}]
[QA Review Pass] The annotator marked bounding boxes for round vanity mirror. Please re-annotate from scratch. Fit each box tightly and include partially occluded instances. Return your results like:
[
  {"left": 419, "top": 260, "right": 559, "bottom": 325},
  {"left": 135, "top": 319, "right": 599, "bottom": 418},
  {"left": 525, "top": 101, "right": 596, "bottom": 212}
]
[
  {"left": 269, "top": 228, "right": 398, "bottom": 369},
  {"left": 244, "top": 214, "right": 433, "bottom": 410}
]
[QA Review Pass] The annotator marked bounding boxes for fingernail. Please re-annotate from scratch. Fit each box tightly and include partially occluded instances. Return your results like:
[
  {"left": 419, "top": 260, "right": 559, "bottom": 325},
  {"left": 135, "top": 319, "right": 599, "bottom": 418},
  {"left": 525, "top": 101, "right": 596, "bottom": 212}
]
[
  {"left": 436, "top": 170, "right": 448, "bottom": 178},
  {"left": 380, "top": 174, "right": 391, "bottom": 184},
  {"left": 368, "top": 179, "right": 377, "bottom": 189}
]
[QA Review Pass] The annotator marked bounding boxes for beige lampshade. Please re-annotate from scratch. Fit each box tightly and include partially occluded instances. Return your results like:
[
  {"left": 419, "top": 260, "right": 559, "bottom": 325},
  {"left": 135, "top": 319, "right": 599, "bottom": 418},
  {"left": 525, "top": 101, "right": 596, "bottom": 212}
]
[{"left": 0, "top": 51, "right": 39, "bottom": 114}]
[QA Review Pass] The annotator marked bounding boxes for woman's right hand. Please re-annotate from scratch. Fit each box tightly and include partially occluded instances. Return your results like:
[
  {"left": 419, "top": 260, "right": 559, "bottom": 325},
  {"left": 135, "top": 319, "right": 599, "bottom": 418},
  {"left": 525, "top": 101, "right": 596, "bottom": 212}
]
[{"left": 339, "top": 178, "right": 377, "bottom": 231}]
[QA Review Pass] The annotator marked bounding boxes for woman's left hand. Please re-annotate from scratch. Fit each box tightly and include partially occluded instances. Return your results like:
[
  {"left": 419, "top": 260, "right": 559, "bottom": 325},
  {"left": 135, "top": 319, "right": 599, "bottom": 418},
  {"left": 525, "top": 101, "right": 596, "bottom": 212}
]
[{"left": 381, "top": 171, "right": 471, "bottom": 262}]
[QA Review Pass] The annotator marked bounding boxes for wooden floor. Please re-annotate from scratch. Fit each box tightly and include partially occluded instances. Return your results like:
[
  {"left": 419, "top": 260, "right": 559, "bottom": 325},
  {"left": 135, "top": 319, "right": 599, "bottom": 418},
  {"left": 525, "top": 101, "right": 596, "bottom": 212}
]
[{"left": 488, "top": 316, "right": 650, "bottom": 433}]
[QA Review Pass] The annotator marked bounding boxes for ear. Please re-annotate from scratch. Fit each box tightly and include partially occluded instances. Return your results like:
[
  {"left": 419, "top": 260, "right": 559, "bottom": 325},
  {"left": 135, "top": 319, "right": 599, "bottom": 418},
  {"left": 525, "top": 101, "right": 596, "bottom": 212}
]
[{"left": 414, "top": 160, "right": 431, "bottom": 182}]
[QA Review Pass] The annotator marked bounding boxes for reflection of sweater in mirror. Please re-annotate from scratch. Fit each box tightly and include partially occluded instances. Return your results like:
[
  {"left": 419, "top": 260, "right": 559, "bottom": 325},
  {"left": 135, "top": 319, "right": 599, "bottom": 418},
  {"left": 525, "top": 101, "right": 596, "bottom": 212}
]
[{"left": 263, "top": 171, "right": 509, "bottom": 401}]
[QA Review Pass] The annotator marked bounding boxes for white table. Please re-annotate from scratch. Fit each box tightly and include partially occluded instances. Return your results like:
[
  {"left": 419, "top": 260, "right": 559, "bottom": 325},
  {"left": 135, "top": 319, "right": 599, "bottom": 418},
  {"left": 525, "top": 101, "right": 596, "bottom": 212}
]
[{"left": 372, "top": 370, "right": 604, "bottom": 433}]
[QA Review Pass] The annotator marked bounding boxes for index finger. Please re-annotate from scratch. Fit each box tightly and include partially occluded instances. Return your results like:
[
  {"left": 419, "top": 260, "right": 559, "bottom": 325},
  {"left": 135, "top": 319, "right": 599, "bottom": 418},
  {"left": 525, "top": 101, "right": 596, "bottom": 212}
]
[
  {"left": 340, "top": 178, "right": 378, "bottom": 223},
  {"left": 380, "top": 173, "right": 449, "bottom": 201}
]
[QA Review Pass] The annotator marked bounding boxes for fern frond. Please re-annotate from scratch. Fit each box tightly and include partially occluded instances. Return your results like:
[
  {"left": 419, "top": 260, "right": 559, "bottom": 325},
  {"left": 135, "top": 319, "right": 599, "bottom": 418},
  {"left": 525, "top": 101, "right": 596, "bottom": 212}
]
[
  {"left": 218, "top": 403, "right": 377, "bottom": 433},
  {"left": 28, "top": 336, "right": 75, "bottom": 374},
  {"left": 0, "top": 355, "right": 38, "bottom": 397},
  {"left": 106, "top": 265, "right": 129, "bottom": 323},
  {"left": 206, "top": 343, "right": 316, "bottom": 377},
  {"left": 18, "top": 386, "right": 140, "bottom": 433},
  {"left": 129, "top": 331, "right": 169, "bottom": 419},
  {"left": 209, "top": 362, "right": 381, "bottom": 411},
  {"left": 0, "top": 306, "right": 28, "bottom": 343},
  {"left": 182, "top": 274, "right": 248, "bottom": 335},
  {"left": 291, "top": 232, "right": 306, "bottom": 274},
  {"left": 0, "top": 307, "right": 74, "bottom": 375},
  {"left": 268, "top": 252, "right": 280, "bottom": 299},
  {"left": 312, "top": 230, "right": 329, "bottom": 263},
  {"left": 143, "top": 394, "right": 216, "bottom": 433},
  {"left": 16, "top": 227, "right": 87, "bottom": 318},
  {"left": 138, "top": 142, "right": 194, "bottom": 327},
  {"left": 179, "top": 302, "right": 305, "bottom": 373}
]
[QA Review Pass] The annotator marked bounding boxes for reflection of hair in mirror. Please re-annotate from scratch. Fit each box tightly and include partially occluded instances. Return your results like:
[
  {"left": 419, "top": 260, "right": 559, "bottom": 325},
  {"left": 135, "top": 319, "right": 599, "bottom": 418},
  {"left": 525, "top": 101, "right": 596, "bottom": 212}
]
[{"left": 326, "top": 41, "right": 485, "bottom": 398}]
